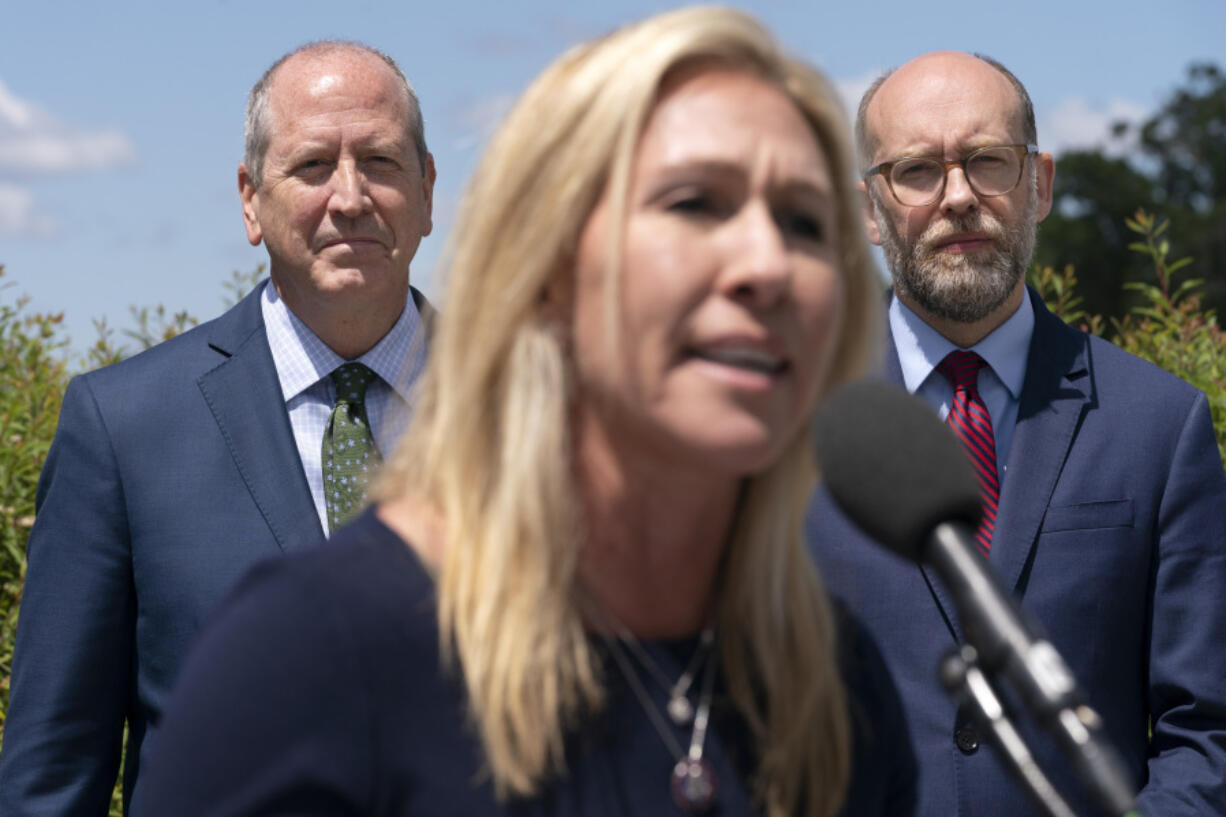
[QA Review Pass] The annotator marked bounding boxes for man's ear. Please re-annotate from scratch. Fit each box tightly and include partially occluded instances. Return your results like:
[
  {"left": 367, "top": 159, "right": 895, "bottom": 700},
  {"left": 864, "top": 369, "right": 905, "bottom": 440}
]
[
  {"left": 858, "top": 180, "right": 882, "bottom": 246},
  {"left": 238, "top": 164, "right": 263, "bottom": 247},
  {"left": 1034, "top": 151, "right": 1056, "bottom": 223},
  {"left": 420, "top": 152, "right": 437, "bottom": 237}
]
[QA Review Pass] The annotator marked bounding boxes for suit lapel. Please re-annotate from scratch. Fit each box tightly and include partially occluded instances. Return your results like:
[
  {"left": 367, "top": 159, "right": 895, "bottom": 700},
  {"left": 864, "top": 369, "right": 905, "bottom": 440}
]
[
  {"left": 197, "top": 282, "right": 325, "bottom": 551},
  {"left": 882, "top": 290, "right": 1093, "bottom": 640},
  {"left": 991, "top": 290, "right": 1092, "bottom": 594}
]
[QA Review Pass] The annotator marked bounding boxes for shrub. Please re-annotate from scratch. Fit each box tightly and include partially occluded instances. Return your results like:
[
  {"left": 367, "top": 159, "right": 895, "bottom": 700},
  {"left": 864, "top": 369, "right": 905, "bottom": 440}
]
[
  {"left": 0, "top": 265, "right": 70, "bottom": 731},
  {"left": 1031, "top": 209, "right": 1226, "bottom": 465}
]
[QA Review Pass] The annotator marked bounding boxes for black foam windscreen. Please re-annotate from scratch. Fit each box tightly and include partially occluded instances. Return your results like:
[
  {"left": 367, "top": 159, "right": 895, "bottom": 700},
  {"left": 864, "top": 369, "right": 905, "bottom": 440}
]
[{"left": 813, "top": 380, "right": 982, "bottom": 562}]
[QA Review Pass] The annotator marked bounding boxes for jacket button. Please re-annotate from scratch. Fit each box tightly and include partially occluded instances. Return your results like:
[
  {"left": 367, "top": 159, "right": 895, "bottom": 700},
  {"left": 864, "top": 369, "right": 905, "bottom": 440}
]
[{"left": 955, "top": 727, "right": 980, "bottom": 755}]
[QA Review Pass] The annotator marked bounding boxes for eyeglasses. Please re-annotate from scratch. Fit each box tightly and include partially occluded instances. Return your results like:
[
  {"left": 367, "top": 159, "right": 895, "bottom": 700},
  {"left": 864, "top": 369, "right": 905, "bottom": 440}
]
[{"left": 864, "top": 144, "right": 1039, "bottom": 207}]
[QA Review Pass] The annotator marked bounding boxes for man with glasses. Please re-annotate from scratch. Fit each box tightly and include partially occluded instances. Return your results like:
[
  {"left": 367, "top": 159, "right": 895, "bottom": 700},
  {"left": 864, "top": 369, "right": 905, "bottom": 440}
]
[{"left": 809, "top": 51, "right": 1226, "bottom": 816}]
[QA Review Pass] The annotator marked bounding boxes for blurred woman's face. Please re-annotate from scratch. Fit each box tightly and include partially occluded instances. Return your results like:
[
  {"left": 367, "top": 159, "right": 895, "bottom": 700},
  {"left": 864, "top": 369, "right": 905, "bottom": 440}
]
[{"left": 571, "top": 67, "right": 845, "bottom": 477}]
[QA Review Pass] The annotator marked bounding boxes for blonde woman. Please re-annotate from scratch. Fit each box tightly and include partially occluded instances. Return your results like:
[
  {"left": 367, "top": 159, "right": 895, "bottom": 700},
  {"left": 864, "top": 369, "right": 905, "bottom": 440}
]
[{"left": 135, "top": 7, "right": 913, "bottom": 816}]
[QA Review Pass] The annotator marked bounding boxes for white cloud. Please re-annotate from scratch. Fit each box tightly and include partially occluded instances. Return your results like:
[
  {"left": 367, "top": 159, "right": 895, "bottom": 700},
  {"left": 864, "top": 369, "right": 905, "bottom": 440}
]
[
  {"left": 0, "top": 183, "right": 54, "bottom": 237},
  {"left": 0, "top": 80, "right": 36, "bottom": 129},
  {"left": 0, "top": 129, "right": 134, "bottom": 174},
  {"left": 0, "top": 77, "right": 135, "bottom": 175},
  {"left": 1040, "top": 97, "right": 1149, "bottom": 157}
]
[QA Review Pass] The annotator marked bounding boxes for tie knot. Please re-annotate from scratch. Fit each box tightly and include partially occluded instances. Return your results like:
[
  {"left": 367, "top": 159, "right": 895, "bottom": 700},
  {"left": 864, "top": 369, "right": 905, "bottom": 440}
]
[
  {"left": 937, "top": 350, "right": 987, "bottom": 391},
  {"left": 331, "top": 362, "right": 378, "bottom": 405}
]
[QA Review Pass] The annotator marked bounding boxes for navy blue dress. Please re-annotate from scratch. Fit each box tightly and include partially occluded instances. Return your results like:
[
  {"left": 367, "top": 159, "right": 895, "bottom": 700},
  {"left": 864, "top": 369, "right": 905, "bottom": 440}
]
[{"left": 132, "top": 509, "right": 914, "bottom": 816}]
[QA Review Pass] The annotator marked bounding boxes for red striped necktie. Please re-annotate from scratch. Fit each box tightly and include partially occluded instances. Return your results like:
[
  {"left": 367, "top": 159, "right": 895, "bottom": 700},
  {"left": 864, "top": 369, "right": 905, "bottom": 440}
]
[{"left": 937, "top": 350, "right": 998, "bottom": 556}]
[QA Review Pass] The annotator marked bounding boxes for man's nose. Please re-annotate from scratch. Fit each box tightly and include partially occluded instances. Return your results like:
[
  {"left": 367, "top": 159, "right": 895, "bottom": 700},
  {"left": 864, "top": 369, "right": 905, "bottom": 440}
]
[
  {"left": 939, "top": 165, "right": 978, "bottom": 215},
  {"left": 329, "top": 162, "right": 372, "bottom": 218}
]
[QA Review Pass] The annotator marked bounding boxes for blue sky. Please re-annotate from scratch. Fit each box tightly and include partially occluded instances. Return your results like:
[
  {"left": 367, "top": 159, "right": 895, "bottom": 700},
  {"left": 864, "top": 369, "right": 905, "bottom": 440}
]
[{"left": 2, "top": 0, "right": 1223, "bottom": 355}]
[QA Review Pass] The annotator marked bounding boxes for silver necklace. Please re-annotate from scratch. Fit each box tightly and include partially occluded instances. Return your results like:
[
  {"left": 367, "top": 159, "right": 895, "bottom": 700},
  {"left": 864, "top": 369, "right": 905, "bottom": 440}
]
[
  {"left": 603, "top": 616, "right": 715, "bottom": 726},
  {"left": 599, "top": 625, "right": 720, "bottom": 813}
]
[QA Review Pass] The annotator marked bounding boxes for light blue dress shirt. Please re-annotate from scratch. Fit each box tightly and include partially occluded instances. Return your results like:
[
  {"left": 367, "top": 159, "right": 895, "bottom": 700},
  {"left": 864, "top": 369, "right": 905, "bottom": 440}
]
[
  {"left": 261, "top": 283, "right": 428, "bottom": 533},
  {"left": 889, "top": 293, "right": 1034, "bottom": 475}
]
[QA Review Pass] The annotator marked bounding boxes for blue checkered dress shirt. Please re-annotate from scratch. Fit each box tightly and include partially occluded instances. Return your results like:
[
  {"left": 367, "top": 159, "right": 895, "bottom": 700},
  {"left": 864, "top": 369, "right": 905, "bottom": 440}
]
[{"left": 260, "top": 283, "right": 428, "bottom": 534}]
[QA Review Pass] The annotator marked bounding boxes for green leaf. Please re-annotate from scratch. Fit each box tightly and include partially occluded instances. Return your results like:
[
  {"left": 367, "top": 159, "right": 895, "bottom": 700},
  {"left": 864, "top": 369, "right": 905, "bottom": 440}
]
[{"left": 1167, "top": 258, "right": 1194, "bottom": 276}]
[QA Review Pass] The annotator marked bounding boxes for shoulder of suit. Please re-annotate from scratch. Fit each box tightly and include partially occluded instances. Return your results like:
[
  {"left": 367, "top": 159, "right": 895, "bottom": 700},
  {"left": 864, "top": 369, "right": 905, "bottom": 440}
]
[
  {"left": 74, "top": 282, "right": 269, "bottom": 390},
  {"left": 79, "top": 283, "right": 268, "bottom": 375},
  {"left": 1030, "top": 292, "right": 1204, "bottom": 405},
  {"left": 1069, "top": 329, "right": 1208, "bottom": 421}
]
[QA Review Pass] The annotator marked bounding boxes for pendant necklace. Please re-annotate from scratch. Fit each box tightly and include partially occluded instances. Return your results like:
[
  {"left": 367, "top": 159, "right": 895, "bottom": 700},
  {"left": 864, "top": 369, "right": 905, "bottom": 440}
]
[
  {"left": 600, "top": 614, "right": 715, "bottom": 726},
  {"left": 599, "top": 624, "right": 720, "bottom": 813}
]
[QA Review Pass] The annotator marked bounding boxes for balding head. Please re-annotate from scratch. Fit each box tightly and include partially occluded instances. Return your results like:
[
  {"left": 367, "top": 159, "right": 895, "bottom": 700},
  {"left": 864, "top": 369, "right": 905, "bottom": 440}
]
[
  {"left": 856, "top": 52, "right": 1035, "bottom": 169},
  {"left": 244, "top": 41, "right": 428, "bottom": 189}
]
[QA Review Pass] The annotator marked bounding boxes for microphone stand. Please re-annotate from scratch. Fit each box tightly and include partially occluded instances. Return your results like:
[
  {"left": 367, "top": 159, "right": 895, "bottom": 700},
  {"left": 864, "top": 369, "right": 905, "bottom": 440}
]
[
  {"left": 927, "top": 523, "right": 1141, "bottom": 817},
  {"left": 941, "top": 645, "right": 1077, "bottom": 817}
]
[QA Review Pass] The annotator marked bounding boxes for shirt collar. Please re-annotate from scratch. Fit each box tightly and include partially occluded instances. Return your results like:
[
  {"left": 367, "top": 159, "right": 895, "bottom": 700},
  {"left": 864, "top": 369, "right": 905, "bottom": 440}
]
[
  {"left": 261, "top": 282, "right": 426, "bottom": 403},
  {"left": 889, "top": 289, "right": 1034, "bottom": 399}
]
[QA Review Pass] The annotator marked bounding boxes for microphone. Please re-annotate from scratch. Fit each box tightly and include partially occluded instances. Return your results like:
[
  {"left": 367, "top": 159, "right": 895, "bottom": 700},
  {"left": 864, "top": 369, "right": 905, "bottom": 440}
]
[{"left": 813, "top": 380, "right": 1138, "bottom": 817}]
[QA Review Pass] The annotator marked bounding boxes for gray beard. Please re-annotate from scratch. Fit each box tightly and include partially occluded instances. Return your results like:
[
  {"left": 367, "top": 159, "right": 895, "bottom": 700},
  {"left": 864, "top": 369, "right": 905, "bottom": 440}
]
[{"left": 877, "top": 191, "right": 1038, "bottom": 324}]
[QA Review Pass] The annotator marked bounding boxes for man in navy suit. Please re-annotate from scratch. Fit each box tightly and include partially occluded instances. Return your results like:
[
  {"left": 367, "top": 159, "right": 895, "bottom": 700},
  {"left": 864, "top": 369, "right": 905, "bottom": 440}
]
[
  {"left": 809, "top": 51, "right": 1226, "bottom": 816},
  {"left": 0, "top": 41, "right": 435, "bottom": 814}
]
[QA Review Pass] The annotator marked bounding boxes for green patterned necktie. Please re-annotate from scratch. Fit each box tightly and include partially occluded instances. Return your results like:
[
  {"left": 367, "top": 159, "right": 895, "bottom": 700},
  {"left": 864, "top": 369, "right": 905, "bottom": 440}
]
[{"left": 322, "top": 362, "right": 381, "bottom": 532}]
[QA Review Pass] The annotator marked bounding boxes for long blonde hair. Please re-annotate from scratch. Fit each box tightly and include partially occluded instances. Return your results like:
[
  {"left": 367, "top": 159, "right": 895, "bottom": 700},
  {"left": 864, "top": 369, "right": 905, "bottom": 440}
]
[{"left": 375, "top": 7, "right": 881, "bottom": 815}]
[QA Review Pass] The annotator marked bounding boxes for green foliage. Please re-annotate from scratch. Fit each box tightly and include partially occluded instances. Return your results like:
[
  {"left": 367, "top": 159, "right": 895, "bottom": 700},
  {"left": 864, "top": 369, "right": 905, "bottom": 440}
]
[
  {"left": 81, "top": 267, "right": 264, "bottom": 371},
  {"left": 1036, "top": 62, "right": 1226, "bottom": 320},
  {"left": 222, "top": 264, "right": 267, "bottom": 309},
  {"left": 1026, "top": 263, "right": 1105, "bottom": 336},
  {"left": 85, "top": 306, "right": 199, "bottom": 371},
  {"left": 1036, "top": 151, "right": 1158, "bottom": 318},
  {"left": 1031, "top": 209, "right": 1226, "bottom": 464},
  {"left": 0, "top": 266, "right": 71, "bottom": 735}
]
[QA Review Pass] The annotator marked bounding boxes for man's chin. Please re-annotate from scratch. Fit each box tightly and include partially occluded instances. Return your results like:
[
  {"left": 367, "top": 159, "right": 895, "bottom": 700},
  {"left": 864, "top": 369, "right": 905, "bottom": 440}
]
[
  {"left": 913, "top": 277, "right": 1019, "bottom": 323},
  {"left": 313, "top": 265, "right": 404, "bottom": 292}
]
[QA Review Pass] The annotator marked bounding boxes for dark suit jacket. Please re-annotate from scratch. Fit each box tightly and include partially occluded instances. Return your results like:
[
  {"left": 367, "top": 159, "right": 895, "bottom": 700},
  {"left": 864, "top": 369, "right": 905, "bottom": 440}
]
[
  {"left": 0, "top": 281, "right": 428, "bottom": 816},
  {"left": 808, "top": 289, "right": 1226, "bottom": 817}
]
